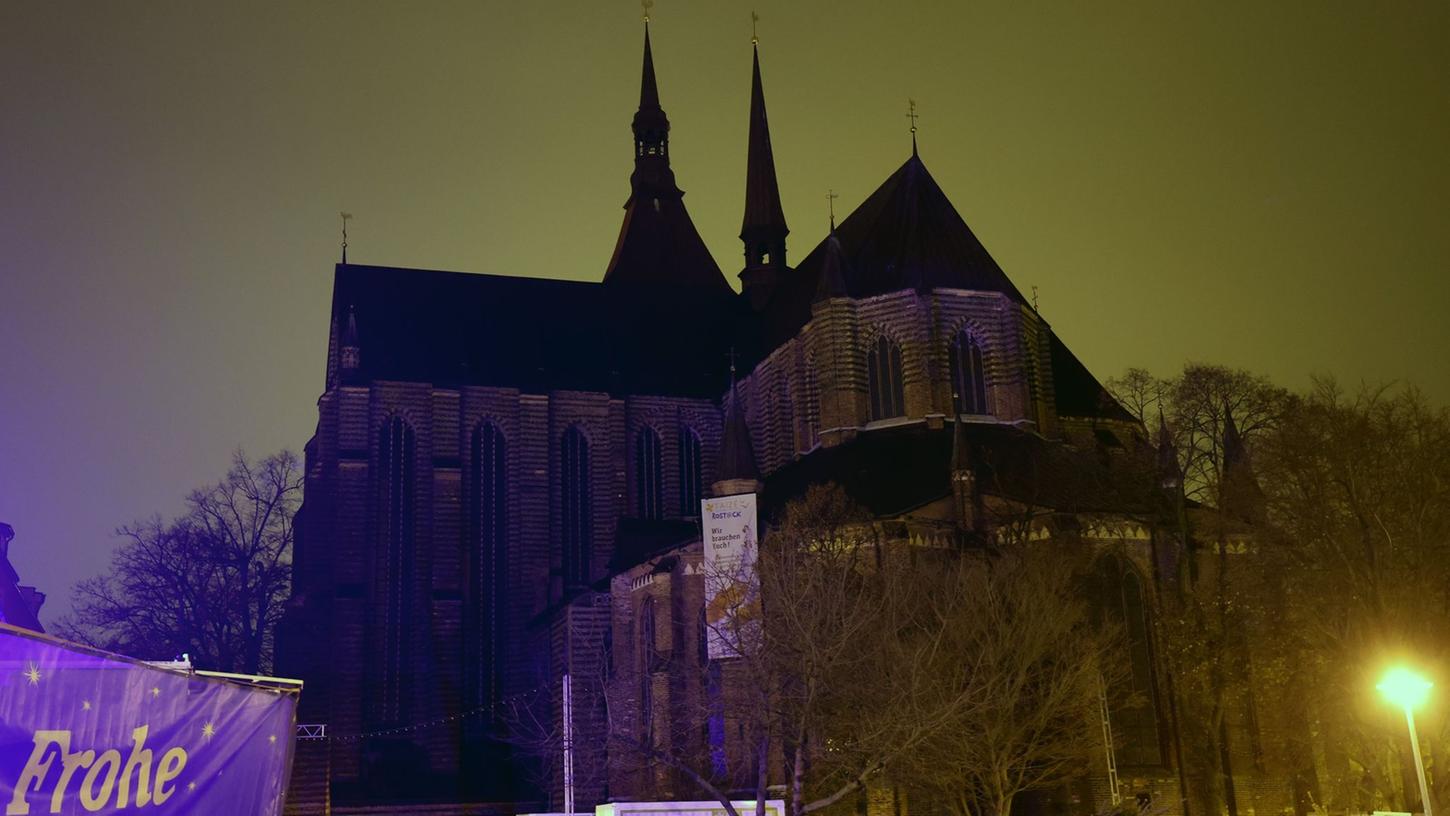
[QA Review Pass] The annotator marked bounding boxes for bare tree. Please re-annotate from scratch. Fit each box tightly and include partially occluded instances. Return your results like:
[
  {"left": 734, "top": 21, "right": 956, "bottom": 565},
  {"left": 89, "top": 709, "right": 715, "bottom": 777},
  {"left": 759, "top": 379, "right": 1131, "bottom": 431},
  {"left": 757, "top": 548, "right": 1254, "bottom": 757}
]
[
  {"left": 898, "top": 545, "right": 1122, "bottom": 816},
  {"left": 56, "top": 450, "right": 300, "bottom": 674},
  {"left": 1107, "top": 363, "right": 1291, "bottom": 502},
  {"left": 755, "top": 485, "right": 999, "bottom": 816},
  {"left": 1252, "top": 380, "right": 1450, "bottom": 815}
]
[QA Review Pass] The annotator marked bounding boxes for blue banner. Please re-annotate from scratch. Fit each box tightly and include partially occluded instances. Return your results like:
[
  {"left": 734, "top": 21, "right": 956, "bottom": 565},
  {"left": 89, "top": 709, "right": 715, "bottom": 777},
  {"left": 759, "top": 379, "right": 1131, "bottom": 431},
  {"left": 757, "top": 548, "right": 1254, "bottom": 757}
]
[{"left": 0, "top": 624, "right": 298, "bottom": 815}]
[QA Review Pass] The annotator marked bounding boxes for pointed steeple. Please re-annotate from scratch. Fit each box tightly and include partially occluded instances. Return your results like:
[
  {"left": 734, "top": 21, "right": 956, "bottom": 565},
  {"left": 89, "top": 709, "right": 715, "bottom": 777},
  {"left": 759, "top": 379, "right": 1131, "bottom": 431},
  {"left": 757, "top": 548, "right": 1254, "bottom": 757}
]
[
  {"left": 629, "top": 23, "right": 676, "bottom": 198},
  {"left": 1220, "top": 402, "right": 1264, "bottom": 522},
  {"left": 604, "top": 24, "right": 730, "bottom": 295},
  {"left": 1156, "top": 410, "right": 1181, "bottom": 490},
  {"left": 738, "top": 42, "right": 790, "bottom": 309},
  {"left": 713, "top": 383, "right": 761, "bottom": 495},
  {"left": 812, "top": 225, "right": 850, "bottom": 303},
  {"left": 739, "top": 40, "right": 789, "bottom": 307}
]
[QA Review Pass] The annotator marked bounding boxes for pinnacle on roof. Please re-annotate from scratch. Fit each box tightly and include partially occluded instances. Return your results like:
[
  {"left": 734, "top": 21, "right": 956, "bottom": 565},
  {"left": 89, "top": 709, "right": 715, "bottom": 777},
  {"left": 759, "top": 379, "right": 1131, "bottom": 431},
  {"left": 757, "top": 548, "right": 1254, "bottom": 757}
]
[
  {"left": 1156, "top": 410, "right": 1181, "bottom": 486},
  {"left": 716, "top": 384, "right": 760, "bottom": 484},
  {"left": 633, "top": 24, "right": 667, "bottom": 136},
  {"left": 1220, "top": 402, "right": 1265, "bottom": 521},
  {"left": 813, "top": 226, "right": 849, "bottom": 303},
  {"left": 1222, "top": 402, "right": 1246, "bottom": 471},
  {"left": 740, "top": 42, "right": 788, "bottom": 267},
  {"left": 951, "top": 417, "right": 972, "bottom": 472}
]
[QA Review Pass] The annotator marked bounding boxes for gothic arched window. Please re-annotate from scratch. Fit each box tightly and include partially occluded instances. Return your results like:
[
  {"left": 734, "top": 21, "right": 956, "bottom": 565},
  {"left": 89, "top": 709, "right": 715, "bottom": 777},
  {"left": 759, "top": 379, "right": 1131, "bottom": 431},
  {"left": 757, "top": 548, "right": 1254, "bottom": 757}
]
[
  {"left": 467, "top": 421, "right": 506, "bottom": 715},
  {"left": 678, "top": 426, "right": 702, "bottom": 517},
  {"left": 1095, "top": 555, "right": 1163, "bottom": 766},
  {"left": 867, "top": 334, "right": 905, "bottom": 421},
  {"left": 803, "top": 357, "right": 820, "bottom": 447},
  {"left": 949, "top": 328, "right": 989, "bottom": 416},
  {"left": 376, "top": 415, "right": 416, "bottom": 725},
  {"left": 635, "top": 427, "right": 664, "bottom": 520},
  {"left": 561, "top": 426, "right": 591, "bottom": 588}
]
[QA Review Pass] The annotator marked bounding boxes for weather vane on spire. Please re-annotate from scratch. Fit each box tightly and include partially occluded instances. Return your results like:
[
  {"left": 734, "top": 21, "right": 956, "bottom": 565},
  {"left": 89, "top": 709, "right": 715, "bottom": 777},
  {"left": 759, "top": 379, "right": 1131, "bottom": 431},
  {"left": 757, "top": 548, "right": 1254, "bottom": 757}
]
[
  {"left": 641, "top": 0, "right": 653, "bottom": 23},
  {"left": 340, "top": 212, "right": 352, "bottom": 264},
  {"left": 907, "top": 98, "right": 920, "bottom": 154},
  {"left": 827, "top": 189, "right": 839, "bottom": 230},
  {"left": 751, "top": 11, "right": 759, "bottom": 44}
]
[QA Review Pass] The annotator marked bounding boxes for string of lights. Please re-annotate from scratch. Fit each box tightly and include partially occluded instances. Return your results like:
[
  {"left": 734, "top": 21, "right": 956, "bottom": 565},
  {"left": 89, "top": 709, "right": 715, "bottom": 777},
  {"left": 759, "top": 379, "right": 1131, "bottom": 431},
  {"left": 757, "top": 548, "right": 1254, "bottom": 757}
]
[{"left": 323, "top": 704, "right": 497, "bottom": 743}]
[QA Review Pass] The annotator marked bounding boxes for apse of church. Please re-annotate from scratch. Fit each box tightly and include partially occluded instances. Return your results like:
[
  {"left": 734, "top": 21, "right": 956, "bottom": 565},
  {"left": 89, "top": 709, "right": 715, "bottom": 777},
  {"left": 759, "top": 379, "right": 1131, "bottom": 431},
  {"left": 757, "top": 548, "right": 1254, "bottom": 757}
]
[{"left": 275, "top": 20, "right": 1230, "bottom": 816}]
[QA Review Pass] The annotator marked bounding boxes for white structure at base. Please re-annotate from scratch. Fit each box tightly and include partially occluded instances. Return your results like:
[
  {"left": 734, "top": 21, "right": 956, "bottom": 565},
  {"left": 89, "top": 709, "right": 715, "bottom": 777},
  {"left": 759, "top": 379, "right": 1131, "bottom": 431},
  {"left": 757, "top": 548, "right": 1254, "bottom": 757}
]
[{"left": 597, "top": 800, "right": 785, "bottom": 816}]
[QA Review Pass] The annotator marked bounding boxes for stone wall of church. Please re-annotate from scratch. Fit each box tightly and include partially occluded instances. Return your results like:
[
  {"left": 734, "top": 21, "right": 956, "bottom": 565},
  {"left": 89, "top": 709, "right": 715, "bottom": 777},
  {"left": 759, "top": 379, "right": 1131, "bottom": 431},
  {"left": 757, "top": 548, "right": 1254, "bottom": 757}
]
[
  {"left": 281, "top": 380, "right": 726, "bottom": 805},
  {"left": 736, "top": 288, "right": 1059, "bottom": 476}
]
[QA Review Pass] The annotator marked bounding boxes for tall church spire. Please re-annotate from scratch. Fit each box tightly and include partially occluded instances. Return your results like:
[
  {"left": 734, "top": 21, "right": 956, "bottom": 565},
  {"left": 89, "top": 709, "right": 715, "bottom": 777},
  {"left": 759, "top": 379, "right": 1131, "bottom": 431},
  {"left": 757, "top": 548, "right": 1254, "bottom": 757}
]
[
  {"left": 629, "top": 23, "right": 677, "bottom": 198},
  {"left": 604, "top": 23, "right": 730, "bottom": 294},
  {"left": 739, "top": 38, "right": 789, "bottom": 309}
]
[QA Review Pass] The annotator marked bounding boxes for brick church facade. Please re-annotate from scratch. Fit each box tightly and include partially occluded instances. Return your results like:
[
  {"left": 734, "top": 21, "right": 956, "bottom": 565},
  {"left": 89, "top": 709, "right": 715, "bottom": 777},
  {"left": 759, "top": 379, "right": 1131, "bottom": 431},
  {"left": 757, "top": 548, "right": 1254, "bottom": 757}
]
[{"left": 277, "top": 23, "right": 1291, "bottom": 816}]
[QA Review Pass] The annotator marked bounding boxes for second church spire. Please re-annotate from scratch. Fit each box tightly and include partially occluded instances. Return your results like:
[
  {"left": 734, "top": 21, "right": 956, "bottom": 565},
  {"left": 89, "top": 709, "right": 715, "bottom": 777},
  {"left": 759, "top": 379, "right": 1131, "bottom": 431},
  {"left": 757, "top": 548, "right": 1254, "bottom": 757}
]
[{"left": 739, "top": 40, "right": 789, "bottom": 309}]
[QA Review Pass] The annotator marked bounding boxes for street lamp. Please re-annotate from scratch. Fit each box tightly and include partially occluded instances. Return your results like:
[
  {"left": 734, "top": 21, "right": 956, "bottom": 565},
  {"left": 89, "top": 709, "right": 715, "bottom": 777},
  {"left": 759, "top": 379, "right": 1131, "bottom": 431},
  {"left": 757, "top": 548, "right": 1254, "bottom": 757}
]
[{"left": 1379, "top": 667, "right": 1435, "bottom": 816}]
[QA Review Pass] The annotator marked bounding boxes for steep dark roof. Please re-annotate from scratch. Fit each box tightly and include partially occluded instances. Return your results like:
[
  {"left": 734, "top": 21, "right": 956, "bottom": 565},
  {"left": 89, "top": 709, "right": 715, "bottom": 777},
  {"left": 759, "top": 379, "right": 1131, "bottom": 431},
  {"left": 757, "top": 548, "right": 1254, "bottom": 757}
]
[
  {"left": 762, "top": 153, "right": 1029, "bottom": 345},
  {"left": 331, "top": 263, "right": 759, "bottom": 398},
  {"left": 1047, "top": 332, "right": 1137, "bottom": 423},
  {"left": 805, "top": 153, "right": 1026, "bottom": 297}
]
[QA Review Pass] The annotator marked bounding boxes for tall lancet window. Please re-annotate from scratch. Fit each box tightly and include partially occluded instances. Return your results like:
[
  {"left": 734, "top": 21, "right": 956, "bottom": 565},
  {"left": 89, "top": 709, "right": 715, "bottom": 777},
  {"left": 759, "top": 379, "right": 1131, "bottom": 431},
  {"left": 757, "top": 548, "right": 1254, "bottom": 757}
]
[
  {"left": 678, "top": 426, "right": 702, "bottom": 517},
  {"left": 635, "top": 427, "right": 664, "bottom": 520},
  {"left": 561, "top": 426, "right": 592, "bottom": 588},
  {"left": 1094, "top": 555, "right": 1164, "bottom": 766},
  {"left": 803, "top": 358, "right": 820, "bottom": 447},
  {"left": 867, "top": 334, "right": 905, "bottom": 421},
  {"left": 950, "top": 328, "right": 989, "bottom": 416},
  {"left": 467, "top": 421, "right": 506, "bottom": 716},
  {"left": 376, "top": 415, "right": 416, "bottom": 725}
]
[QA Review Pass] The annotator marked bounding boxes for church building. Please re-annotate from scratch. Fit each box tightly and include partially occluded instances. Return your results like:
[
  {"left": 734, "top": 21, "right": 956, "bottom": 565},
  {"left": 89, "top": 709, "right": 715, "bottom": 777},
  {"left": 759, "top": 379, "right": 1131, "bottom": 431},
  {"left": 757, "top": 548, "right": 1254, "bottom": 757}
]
[{"left": 277, "top": 23, "right": 1277, "bottom": 816}]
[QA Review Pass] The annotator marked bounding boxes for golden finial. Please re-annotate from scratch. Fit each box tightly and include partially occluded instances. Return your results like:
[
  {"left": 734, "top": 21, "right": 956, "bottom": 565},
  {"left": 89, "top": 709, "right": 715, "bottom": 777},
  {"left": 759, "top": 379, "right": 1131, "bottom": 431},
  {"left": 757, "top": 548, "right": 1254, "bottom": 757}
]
[
  {"left": 827, "top": 189, "right": 839, "bottom": 230},
  {"left": 641, "top": 0, "right": 653, "bottom": 23},
  {"left": 751, "top": 11, "right": 759, "bottom": 44},
  {"left": 340, "top": 211, "right": 352, "bottom": 264}
]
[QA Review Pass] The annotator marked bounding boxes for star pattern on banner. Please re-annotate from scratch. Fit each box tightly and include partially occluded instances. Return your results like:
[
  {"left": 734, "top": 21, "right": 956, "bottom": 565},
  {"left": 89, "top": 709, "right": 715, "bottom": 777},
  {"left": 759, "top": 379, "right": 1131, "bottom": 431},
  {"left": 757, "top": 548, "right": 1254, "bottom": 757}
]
[
  {"left": 187, "top": 782, "right": 196, "bottom": 793},
  {"left": 150, "top": 686, "right": 161, "bottom": 698},
  {"left": 24, "top": 661, "right": 41, "bottom": 685},
  {"left": 202, "top": 721, "right": 216, "bottom": 741},
  {"left": 82, "top": 699, "right": 92, "bottom": 711},
  {"left": 268, "top": 734, "right": 277, "bottom": 744}
]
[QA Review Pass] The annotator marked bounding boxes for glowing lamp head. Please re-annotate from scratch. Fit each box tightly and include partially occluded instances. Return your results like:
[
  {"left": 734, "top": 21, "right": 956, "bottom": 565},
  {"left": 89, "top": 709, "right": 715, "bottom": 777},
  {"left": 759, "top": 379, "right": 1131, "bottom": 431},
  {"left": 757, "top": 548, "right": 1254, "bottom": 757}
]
[{"left": 1378, "top": 667, "right": 1433, "bottom": 711}]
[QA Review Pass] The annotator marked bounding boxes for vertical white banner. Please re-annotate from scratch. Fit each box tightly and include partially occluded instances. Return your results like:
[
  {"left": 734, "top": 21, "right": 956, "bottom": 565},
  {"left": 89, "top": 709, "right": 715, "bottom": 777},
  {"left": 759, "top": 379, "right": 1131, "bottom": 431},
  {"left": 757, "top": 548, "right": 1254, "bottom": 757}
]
[{"left": 701, "top": 493, "right": 759, "bottom": 660}]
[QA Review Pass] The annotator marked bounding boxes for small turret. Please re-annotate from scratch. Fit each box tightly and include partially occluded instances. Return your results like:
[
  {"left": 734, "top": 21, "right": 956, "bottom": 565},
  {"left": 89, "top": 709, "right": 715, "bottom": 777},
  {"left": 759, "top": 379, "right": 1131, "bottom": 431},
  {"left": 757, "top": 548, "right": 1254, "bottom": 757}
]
[
  {"left": 1220, "top": 402, "right": 1265, "bottom": 523},
  {"left": 713, "top": 384, "right": 761, "bottom": 497},
  {"left": 1156, "top": 411, "right": 1182, "bottom": 492},
  {"left": 950, "top": 420, "right": 977, "bottom": 533}
]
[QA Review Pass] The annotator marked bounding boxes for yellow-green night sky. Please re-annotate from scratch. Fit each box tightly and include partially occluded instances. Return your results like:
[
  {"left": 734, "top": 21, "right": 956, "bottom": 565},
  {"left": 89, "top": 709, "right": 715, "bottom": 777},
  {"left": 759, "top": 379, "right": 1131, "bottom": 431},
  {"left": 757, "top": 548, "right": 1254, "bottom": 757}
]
[{"left": 2, "top": 1, "right": 1447, "bottom": 624}]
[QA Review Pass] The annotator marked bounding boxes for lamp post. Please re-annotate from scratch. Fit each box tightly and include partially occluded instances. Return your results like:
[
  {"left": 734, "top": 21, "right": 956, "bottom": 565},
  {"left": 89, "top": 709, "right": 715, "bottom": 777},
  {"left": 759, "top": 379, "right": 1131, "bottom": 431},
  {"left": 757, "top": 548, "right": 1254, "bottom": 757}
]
[{"left": 1379, "top": 667, "right": 1435, "bottom": 816}]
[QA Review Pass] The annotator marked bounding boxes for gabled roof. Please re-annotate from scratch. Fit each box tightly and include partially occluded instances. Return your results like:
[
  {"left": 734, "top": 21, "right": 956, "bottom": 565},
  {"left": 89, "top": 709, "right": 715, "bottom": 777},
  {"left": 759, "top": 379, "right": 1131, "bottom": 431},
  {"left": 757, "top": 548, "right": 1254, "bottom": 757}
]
[
  {"left": 801, "top": 153, "right": 1029, "bottom": 304},
  {"left": 761, "top": 153, "right": 1029, "bottom": 346},
  {"left": 1047, "top": 333, "right": 1138, "bottom": 423},
  {"left": 330, "top": 263, "right": 758, "bottom": 398}
]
